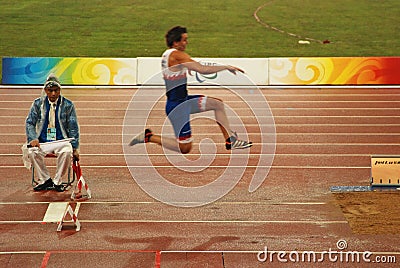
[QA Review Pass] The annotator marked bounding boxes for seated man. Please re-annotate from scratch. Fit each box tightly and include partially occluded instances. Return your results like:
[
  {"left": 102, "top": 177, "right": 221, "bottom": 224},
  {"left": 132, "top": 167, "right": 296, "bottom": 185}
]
[{"left": 25, "top": 74, "right": 80, "bottom": 192}]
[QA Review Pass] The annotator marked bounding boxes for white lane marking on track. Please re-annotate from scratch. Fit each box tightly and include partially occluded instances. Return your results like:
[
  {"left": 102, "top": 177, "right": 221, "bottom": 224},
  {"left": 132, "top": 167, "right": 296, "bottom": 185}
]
[
  {"left": 75, "top": 220, "right": 350, "bottom": 224},
  {"left": 5, "top": 142, "right": 400, "bottom": 146},
  {"left": 1, "top": 85, "right": 400, "bottom": 89},
  {"left": 162, "top": 250, "right": 400, "bottom": 254},
  {"left": 4, "top": 115, "right": 400, "bottom": 118},
  {"left": 3, "top": 107, "right": 400, "bottom": 111},
  {"left": 4, "top": 100, "right": 400, "bottom": 103},
  {"left": 1, "top": 250, "right": 400, "bottom": 255},
  {"left": 0, "top": 153, "right": 385, "bottom": 157},
  {"left": 0, "top": 220, "right": 349, "bottom": 224},
  {"left": 0, "top": 165, "right": 370, "bottom": 169},
  {"left": 0, "top": 201, "right": 328, "bottom": 205},
  {"left": 3, "top": 124, "right": 400, "bottom": 127},
  {"left": 0, "top": 251, "right": 47, "bottom": 254},
  {"left": 3, "top": 93, "right": 400, "bottom": 96},
  {"left": 0, "top": 201, "right": 329, "bottom": 207},
  {"left": 3, "top": 132, "right": 400, "bottom": 136}
]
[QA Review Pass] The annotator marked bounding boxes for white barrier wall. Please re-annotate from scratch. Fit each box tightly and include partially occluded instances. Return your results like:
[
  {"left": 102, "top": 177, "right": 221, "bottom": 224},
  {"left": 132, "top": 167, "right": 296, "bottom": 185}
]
[
  {"left": 3, "top": 57, "right": 399, "bottom": 85},
  {"left": 137, "top": 57, "right": 269, "bottom": 86}
]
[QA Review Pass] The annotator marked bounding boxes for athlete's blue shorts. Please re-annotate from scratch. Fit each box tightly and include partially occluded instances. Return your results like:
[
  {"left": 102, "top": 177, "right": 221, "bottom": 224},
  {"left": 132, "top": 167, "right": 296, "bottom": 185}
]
[{"left": 165, "top": 95, "right": 207, "bottom": 143}]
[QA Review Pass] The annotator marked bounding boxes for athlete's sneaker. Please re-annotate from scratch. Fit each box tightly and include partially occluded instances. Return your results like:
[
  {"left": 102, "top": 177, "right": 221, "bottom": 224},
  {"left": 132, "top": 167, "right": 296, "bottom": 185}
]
[
  {"left": 225, "top": 133, "right": 252, "bottom": 150},
  {"left": 129, "top": 129, "right": 153, "bottom": 146}
]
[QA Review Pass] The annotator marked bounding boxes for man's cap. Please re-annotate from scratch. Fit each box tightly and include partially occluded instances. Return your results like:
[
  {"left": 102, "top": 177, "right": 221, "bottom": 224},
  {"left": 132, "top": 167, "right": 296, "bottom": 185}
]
[{"left": 44, "top": 80, "right": 61, "bottom": 89}]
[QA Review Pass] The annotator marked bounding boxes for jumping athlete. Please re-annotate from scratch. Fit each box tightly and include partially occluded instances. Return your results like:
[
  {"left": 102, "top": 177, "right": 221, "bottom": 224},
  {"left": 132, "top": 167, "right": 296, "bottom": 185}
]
[{"left": 129, "top": 26, "right": 252, "bottom": 153}]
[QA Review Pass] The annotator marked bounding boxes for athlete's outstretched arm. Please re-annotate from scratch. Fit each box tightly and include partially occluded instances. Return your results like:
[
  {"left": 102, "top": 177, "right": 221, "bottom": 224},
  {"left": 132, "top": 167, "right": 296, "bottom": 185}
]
[
  {"left": 172, "top": 50, "right": 244, "bottom": 75},
  {"left": 184, "top": 61, "right": 244, "bottom": 75}
]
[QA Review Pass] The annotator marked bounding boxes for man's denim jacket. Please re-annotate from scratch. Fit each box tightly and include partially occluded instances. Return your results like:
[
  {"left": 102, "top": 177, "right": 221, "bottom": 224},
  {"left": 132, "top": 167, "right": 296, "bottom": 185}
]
[{"left": 25, "top": 95, "right": 80, "bottom": 150}]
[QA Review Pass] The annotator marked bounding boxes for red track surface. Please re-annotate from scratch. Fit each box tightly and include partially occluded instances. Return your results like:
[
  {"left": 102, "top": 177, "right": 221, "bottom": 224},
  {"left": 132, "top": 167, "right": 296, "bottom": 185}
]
[{"left": 1, "top": 87, "right": 399, "bottom": 267}]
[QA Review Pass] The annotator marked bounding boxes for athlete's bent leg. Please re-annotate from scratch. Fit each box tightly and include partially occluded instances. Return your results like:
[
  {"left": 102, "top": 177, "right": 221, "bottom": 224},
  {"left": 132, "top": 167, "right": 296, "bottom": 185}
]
[
  {"left": 204, "top": 97, "right": 232, "bottom": 140},
  {"left": 204, "top": 96, "right": 252, "bottom": 150}
]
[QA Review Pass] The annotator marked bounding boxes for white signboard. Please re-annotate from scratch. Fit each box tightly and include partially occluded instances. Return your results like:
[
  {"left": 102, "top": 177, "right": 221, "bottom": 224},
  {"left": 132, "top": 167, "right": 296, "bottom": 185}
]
[{"left": 40, "top": 138, "right": 74, "bottom": 154}]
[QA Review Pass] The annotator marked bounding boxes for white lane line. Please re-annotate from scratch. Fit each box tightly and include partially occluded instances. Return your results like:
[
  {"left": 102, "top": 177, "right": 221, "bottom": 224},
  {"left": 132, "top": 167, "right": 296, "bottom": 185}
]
[
  {"left": 5, "top": 142, "right": 400, "bottom": 146},
  {"left": 3, "top": 115, "right": 400, "bottom": 118},
  {"left": 2, "top": 91, "right": 400, "bottom": 96},
  {"left": 0, "top": 165, "right": 370, "bottom": 169},
  {"left": 75, "top": 220, "right": 349, "bottom": 224},
  {"left": 3, "top": 107, "right": 400, "bottom": 111},
  {"left": 2, "top": 124, "right": 400, "bottom": 127},
  {"left": 4, "top": 100, "right": 400, "bottom": 103},
  {"left": 0, "top": 251, "right": 47, "bottom": 255},
  {"left": 1, "top": 250, "right": 399, "bottom": 255},
  {"left": 0, "top": 219, "right": 348, "bottom": 224},
  {"left": 3, "top": 93, "right": 400, "bottom": 97},
  {"left": 0, "top": 201, "right": 327, "bottom": 205},
  {"left": 0, "top": 142, "right": 400, "bottom": 148},
  {"left": 94, "top": 124, "right": 400, "bottom": 126},
  {"left": 161, "top": 250, "right": 400, "bottom": 254},
  {"left": 0, "top": 153, "right": 378, "bottom": 157},
  {"left": 0, "top": 221, "right": 44, "bottom": 223},
  {"left": 1, "top": 85, "right": 400, "bottom": 89},
  {"left": 2, "top": 132, "right": 400, "bottom": 136},
  {"left": 98, "top": 165, "right": 370, "bottom": 169}
]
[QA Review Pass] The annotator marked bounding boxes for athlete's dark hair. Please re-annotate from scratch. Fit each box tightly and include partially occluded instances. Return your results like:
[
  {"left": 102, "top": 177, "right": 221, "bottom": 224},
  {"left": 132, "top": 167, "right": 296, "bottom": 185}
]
[{"left": 165, "top": 26, "right": 187, "bottom": 48}]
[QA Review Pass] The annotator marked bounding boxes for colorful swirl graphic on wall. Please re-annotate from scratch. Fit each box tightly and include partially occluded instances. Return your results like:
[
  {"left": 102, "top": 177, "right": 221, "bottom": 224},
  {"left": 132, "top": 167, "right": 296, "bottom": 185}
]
[
  {"left": 2, "top": 57, "right": 399, "bottom": 85},
  {"left": 2, "top": 57, "right": 136, "bottom": 85}
]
